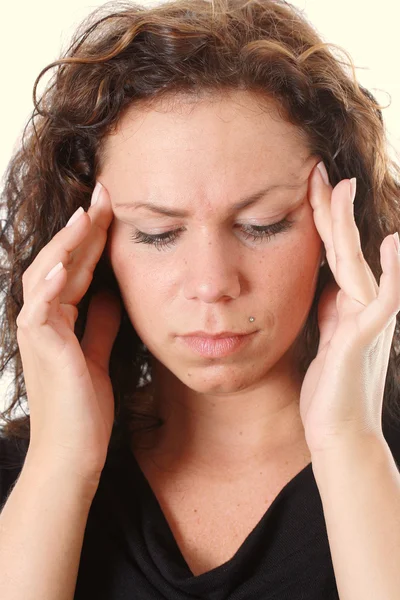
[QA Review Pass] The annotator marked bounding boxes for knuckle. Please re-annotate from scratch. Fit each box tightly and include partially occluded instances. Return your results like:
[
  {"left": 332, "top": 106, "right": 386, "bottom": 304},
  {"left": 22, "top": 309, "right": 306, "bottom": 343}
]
[
  {"left": 72, "top": 306, "right": 79, "bottom": 322},
  {"left": 16, "top": 308, "right": 35, "bottom": 332},
  {"left": 21, "top": 269, "right": 30, "bottom": 286},
  {"left": 16, "top": 312, "right": 29, "bottom": 331}
]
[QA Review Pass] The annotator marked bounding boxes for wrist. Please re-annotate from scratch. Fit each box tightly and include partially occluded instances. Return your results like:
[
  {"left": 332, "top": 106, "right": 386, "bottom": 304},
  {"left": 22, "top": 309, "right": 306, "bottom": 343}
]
[
  {"left": 23, "top": 448, "right": 102, "bottom": 499},
  {"left": 311, "top": 433, "right": 390, "bottom": 483}
]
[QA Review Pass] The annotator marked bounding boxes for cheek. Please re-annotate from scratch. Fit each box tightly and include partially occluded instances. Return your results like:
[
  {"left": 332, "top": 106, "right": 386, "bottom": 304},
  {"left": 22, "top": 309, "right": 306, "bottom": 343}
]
[
  {"left": 255, "top": 228, "right": 321, "bottom": 326},
  {"left": 108, "top": 237, "right": 167, "bottom": 328}
]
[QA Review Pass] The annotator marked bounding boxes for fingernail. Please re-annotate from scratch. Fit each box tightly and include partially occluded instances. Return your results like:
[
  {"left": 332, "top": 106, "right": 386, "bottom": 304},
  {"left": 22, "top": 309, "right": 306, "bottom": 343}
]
[
  {"left": 316, "top": 161, "right": 329, "bottom": 185},
  {"left": 349, "top": 177, "right": 357, "bottom": 203},
  {"left": 45, "top": 261, "right": 63, "bottom": 281},
  {"left": 66, "top": 206, "right": 84, "bottom": 227},
  {"left": 91, "top": 181, "right": 103, "bottom": 206},
  {"left": 393, "top": 231, "right": 400, "bottom": 253}
]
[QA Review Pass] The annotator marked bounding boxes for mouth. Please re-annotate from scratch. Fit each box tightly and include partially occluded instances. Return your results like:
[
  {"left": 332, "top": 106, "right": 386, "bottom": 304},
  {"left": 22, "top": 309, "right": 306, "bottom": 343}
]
[
  {"left": 181, "top": 330, "right": 257, "bottom": 339},
  {"left": 178, "top": 331, "right": 258, "bottom": 358}
]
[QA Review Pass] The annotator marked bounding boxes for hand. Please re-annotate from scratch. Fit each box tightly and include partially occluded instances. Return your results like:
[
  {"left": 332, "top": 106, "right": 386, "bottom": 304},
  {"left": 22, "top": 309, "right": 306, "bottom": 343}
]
[
  {"left": 16, "top": 182, "right": 122, "bottom": 483},
  {"left": 299, "top": 162, "right": 400, "bottom": 455}
]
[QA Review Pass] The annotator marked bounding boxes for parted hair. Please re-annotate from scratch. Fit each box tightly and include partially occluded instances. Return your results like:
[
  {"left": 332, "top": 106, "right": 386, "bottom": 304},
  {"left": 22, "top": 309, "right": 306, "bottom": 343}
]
[{"left": 1, "top": 0, "right": 400, "bottom": 448}]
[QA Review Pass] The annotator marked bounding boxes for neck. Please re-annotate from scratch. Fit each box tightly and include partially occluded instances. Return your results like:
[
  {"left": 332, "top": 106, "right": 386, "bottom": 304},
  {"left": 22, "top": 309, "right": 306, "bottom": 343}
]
[{"left": 130, "top": 379, "right": 309, "bottom": 478}]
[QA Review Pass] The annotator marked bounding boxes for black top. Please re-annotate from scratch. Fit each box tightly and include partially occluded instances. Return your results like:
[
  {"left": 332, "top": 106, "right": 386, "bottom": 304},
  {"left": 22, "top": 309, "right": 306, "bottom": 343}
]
[{"left": 1, "top": 421, "right": 400, "bottom": 600}]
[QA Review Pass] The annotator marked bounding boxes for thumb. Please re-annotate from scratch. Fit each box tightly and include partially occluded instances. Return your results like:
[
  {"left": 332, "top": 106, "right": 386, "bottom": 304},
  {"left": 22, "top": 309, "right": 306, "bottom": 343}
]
[{"left": 80, "top": 290, "right": 122, "bottom": 371}]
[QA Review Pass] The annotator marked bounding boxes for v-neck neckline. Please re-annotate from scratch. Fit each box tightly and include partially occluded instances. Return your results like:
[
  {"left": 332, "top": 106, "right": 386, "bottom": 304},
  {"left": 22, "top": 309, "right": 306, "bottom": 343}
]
[{"left": 120, "top": 438, "right": 313, "bottom": 579}]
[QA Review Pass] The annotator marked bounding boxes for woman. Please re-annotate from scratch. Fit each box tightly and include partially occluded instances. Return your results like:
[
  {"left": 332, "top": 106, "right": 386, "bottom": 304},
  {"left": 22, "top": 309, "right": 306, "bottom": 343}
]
[{"left": 1, "top": 0, "right": 400, "bottom": 598}]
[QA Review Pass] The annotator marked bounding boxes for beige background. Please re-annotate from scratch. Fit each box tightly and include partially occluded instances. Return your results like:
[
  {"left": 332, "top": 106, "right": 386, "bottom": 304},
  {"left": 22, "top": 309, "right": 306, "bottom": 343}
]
[{"left": 1, "top": 0, "right": 399, "bottom": 413}]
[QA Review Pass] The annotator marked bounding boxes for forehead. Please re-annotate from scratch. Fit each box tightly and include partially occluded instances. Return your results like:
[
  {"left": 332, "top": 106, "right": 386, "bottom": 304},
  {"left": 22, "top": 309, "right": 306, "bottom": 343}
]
[{"left": 100, "top": 92, "right": 311, "bottom": 174}]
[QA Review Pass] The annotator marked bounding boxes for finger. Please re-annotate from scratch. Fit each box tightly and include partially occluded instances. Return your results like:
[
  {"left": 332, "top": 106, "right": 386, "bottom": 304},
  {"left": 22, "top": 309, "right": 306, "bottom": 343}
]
[
  {"left": 18, "top": 202, "right": 93, "bottom": 352},
  {"left": 59, "top": 183, "right": 114, "bottom": 305},
  {"left": 61, "top": 182, "right": 114, "bottom": 289},
  {"left": 22, "top": 206, "right": 91, "bottom": 300},
  {"left": 87, "top": 181, "right": 114, "bottom": 230},
  {"left": 308, "top": 163, "right": 336, "bottom": 271},
  {"left": 22, "top": 180, "right": 111, "bottom": 298},
  {"left": 330, "top": 177, "right": 378, "bottom": 306},
  {"left": 310, "top": 163, "right": 379, "bottom": 298},
  {"left": 17, "top": 261, "right": 72, "bottom": 355},
  {"left": 357, "top": 233, "right": 400, "bottom": 341},
  {"left": 17, "top": 259, "right": 93, "bottom": 393}
]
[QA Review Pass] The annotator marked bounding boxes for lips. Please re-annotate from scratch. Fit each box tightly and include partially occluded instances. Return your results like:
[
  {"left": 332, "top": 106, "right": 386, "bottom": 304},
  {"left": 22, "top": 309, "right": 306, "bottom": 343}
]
[
  {"left": 182, "top": 331, "right": 253, "bottom": 339},
  {"left": 179, "top": 331, "right": 257, "bottom": 358}
]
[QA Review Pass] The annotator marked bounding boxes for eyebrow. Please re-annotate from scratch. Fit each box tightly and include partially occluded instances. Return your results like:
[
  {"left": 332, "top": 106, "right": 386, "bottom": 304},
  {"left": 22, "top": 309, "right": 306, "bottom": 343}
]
[{"left": 114, "top": 182, "right": 304, "bottom": 217}]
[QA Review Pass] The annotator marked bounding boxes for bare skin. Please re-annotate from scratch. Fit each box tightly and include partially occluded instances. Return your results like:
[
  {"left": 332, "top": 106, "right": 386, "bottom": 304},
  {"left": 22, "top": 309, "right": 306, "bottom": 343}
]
[
  {"left": 97, "top": 90, "right": 324, "bottom": 574},
  {"left": 100, "top": 90, "right": 322, "bottom": 482}
]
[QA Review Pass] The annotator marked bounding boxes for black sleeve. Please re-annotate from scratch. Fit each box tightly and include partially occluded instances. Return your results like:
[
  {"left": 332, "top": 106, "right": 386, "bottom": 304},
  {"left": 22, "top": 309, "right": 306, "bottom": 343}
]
[
  {"left": 0, "top": 434, "right": 30, "bottom": 512},
  {"left": 383, "top": 420, "right": 400, "bottom": 471}
]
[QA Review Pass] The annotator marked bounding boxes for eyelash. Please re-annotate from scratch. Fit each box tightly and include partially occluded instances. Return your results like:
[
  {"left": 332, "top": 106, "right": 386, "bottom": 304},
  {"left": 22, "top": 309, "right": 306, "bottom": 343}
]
[{"left": 129, "top": 218, "right": 295, "bottom": 251}]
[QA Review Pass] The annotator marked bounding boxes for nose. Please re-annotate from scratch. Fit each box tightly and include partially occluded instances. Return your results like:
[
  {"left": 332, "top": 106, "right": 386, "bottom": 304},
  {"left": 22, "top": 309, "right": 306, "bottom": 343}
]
[{"left": 183, "top": 232, "right": 242, "bottom": 302}]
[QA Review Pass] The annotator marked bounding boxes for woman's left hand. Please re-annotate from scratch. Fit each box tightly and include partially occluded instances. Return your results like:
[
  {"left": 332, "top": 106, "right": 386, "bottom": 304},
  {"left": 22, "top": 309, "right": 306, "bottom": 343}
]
[{"left": 299, "top": 162, "right": 400, "bottom": 455}]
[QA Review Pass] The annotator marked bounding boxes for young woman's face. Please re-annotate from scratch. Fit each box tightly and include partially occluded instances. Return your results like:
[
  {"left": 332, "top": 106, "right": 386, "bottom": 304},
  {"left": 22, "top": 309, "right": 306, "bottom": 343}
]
[{"left": 101, "top": 91, "right": 323, "bottom": 395}]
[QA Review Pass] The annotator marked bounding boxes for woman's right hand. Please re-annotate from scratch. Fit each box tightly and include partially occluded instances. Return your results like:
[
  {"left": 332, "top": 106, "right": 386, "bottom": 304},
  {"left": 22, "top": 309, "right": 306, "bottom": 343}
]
[{"left": 16, "top": 182, "right": 122, "bottom": 484}]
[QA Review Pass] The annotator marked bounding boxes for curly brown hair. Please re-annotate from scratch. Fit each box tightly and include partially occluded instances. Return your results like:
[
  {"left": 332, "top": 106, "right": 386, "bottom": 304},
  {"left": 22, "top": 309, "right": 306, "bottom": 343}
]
[{"left": 1, "top": 0, "right": 400, "bottom": 450}]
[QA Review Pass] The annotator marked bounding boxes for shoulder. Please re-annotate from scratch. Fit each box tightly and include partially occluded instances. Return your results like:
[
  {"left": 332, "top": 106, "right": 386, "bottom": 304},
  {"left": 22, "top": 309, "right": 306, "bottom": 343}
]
[{"left": 0, "top": 432, "right": 29, "bottom": 510}]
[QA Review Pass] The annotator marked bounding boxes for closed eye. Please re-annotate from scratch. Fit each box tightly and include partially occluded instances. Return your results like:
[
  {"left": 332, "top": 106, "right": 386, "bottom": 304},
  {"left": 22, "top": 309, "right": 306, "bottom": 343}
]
[{"left": 129, "top": 218, "right": 295, "bottom": 251}]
